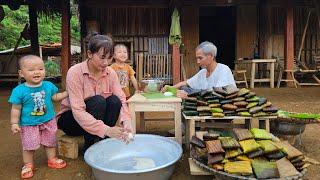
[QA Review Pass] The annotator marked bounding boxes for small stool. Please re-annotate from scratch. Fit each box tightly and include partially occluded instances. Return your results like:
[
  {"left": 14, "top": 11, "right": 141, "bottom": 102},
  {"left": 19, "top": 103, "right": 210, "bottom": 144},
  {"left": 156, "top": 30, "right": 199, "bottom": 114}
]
[
  {"left": 58, "top": 135, "right": 84, "bottom": 159},
  {"left": 277, "top": 69, "right": 298, "bottom": 88},
  {"left": 233, "top": 70, "right": 248, "bottom": 88}
]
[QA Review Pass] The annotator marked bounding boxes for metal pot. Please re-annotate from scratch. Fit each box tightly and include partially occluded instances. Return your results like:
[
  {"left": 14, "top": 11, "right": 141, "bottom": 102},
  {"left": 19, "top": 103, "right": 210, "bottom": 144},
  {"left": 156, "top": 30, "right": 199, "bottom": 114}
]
[
  {"left": 84, "top": 134, "right": 182, "bottom": 180},
  {"left": 270, "top": 121, "right": 306, "bottom": 135},
  {"left": 140, "top": 79, "right": 164, "bottom": 93}
]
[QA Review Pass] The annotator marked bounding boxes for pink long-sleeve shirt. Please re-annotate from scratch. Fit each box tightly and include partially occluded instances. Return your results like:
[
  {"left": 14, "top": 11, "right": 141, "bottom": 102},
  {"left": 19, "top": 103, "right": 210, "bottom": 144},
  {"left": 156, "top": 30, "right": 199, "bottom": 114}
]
[{"left": 56, "top": 60, "right": 131, "bottom": 138}]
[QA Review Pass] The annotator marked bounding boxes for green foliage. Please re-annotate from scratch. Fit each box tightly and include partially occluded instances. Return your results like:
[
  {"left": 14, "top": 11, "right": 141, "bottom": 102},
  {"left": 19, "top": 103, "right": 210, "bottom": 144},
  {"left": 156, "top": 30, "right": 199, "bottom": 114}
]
[
  {"left": 0, "top": 5, "right": 80, "bottom": 51},
  {"left": 45, "top": 60, "right": 60, "bottom": 77}
]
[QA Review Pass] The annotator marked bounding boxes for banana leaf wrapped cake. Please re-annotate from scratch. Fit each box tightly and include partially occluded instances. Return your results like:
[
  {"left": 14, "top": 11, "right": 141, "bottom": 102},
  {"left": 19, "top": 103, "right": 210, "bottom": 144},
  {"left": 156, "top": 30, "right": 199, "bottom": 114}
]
[
  {"left": 239, "top": 139, "right": 261, "bottom": 154},
  {"left": 208, "top": 153, "right": 224, "bottom": 164},
  {"left": 190, "top": 128, "right": 310, "bottom": 179},
  {"left": 252, "top": 160, "right": 279, "bottom": 178},
  {"left": 250, "top": 128, "right": 272, "bottom": 140},
  {"left": 224, "top": 161, "right": 253, "bottom": 176},
  {"left": 219, "top": 137, "right": 240, "bottom": 149},
  {"left": 247, "top": 148, "right": 264, "bottom": 158},
  {"left": 190, "top": 136, "right": 206, "bottom": 148},
  {"left": 182, "top": 87, "right": 279, "bottom": 117},
  {"left": 257, "top": 140, "right": 279, "bottom": 154},
  {"left": 233, "top": 128, "right": 254, "bottom": 140},
  {"left": 203, "top": 132, "right": 219, "bottom": 141},
  {"left": 225, "top": 148, "right": 243, "bottom": 159},
  {"left": 205, "top": 140, "right": 225, "bottom": 154}
]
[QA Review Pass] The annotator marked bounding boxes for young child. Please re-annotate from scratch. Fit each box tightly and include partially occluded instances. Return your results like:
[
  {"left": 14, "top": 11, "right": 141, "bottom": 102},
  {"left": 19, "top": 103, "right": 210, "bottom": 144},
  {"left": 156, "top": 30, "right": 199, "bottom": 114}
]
[
  {"left": 110, "top": 44, "right": 139, "bottom": 98},
  {"left": 8, "top": 55, "right": 68, "bottom": 179}
]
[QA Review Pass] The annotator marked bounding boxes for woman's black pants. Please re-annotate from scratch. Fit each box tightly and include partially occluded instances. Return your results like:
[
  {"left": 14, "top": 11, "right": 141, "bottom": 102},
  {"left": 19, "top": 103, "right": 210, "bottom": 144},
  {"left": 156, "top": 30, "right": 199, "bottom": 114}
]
[{"left": 57, "top": 95, "right": 122, "bottom": 147}]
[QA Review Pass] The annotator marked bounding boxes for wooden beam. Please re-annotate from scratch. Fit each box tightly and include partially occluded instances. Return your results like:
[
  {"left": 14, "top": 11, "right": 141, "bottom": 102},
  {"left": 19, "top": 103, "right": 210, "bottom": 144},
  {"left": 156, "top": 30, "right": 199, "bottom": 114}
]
[
  {"left": 28, "top": 0, "right": 39, "bottom": 55},
  {"left": 284, "top": 0, "right": 294, "bottom": 87},
  {"left": 61, "top": 0, "right": 71, "bottom": 89},
  {"left": 172, "top": 44, "right": 181, "bottom": 84}
]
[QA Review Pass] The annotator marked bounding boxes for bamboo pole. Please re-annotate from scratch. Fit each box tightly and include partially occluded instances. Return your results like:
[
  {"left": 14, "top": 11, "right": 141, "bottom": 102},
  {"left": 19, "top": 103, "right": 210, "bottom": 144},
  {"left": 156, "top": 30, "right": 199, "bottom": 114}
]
[{"left": 297, "top": 10, "right": 312, "bottom": 62}]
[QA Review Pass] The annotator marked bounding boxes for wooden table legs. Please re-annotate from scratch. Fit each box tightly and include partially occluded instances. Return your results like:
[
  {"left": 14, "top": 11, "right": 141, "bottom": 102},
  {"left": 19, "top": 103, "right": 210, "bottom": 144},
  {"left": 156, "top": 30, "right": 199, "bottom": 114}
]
[
  {"left": 185, "top": 117, "right": 271, "bottom": 149},
  {"left": 250, "top": 117, "right": 270, "bottom": 132}
]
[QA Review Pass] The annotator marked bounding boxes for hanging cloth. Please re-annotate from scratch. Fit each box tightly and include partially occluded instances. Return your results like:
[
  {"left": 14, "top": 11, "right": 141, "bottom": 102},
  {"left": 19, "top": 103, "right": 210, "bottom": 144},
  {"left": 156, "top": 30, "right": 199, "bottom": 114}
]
[{"left": 169, "top": 8, "right": 182, "bottom": 46}]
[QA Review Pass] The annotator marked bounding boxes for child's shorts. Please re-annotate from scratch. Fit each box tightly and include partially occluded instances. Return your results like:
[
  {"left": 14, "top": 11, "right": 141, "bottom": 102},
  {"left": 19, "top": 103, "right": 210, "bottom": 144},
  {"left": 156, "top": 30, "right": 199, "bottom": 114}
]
[{"left": 20, "top": 119, "right": 57, "bottom": 151}]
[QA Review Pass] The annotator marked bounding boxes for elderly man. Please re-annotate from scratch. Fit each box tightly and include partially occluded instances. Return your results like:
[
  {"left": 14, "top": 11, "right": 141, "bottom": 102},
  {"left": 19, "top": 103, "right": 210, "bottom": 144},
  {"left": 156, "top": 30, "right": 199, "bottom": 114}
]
[{"left": 171, "top": 41, "right": 236, "bottom": 97}]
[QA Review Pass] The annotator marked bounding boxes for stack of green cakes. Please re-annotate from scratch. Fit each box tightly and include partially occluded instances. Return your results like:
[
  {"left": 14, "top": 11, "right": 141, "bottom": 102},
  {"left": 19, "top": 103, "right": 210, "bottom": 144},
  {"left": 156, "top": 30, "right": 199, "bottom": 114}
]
[
  {"left": 182, "top": 88, "right": 278, "bottom": 118},
  {"left": 190, "top": 128, "right": 307, "bottom": 179}
]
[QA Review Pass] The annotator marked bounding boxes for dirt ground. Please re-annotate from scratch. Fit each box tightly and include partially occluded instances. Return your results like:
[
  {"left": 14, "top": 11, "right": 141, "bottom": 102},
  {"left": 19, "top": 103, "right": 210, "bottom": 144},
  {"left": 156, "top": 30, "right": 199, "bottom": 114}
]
[{"left": 0, "top": 86, "right": 319, "bottom": 180}]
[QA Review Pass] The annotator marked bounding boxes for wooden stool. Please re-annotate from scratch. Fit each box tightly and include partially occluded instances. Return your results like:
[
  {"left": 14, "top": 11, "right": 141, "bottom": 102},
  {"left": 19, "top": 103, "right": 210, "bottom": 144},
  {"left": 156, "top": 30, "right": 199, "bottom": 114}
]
[
  {"left": 277, "top": 69, "right": 298, "bottom": 88},
  {"left": 233, "top": 70, "right": 248, "bottom": 88},
  {"left": 58, "top": 135, "right": 84, "bottom": 159}
]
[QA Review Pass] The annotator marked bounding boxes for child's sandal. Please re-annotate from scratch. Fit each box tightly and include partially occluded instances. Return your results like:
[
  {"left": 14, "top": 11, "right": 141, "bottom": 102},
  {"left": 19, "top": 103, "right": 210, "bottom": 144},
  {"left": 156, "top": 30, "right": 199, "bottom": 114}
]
[
  {"left": 21, "top": 163, "right": 34, "bottom": 179},
  {"left": 47, "top": 157, "right": 67, "bottom": 169}
]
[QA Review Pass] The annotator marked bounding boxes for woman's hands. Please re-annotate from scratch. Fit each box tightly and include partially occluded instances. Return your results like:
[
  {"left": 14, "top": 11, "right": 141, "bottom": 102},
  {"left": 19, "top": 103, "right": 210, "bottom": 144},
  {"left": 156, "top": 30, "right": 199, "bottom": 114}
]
[
  {"left": 104, "top": 126, "right": 125, "bottom": 139},
  {"left": 104, "top": 120, "right": 134, "bottom": 144},
  {"left": 120, "top": 120, "right": 135, "bottom": 144},
  {"left": 121, "top": 120, "right": 133, "bottom": 133}
]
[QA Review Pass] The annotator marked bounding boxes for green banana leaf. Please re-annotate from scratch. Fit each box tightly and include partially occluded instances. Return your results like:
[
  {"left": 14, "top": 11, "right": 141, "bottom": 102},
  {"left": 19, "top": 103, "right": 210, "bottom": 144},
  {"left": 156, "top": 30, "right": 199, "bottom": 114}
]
[
  {"left": 142, "top": 92, "right": 171, "bottom": 99},
  {"left": 278, "top": 110, "right": 320, "bottom": 119}
]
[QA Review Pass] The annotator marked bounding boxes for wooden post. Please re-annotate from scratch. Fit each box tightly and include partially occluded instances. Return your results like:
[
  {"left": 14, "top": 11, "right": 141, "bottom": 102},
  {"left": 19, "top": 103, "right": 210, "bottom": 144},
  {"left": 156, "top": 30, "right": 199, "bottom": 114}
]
[
  {"left": 172, "top": 44, "right": 181, "bottom": 84},
  {"left": 258, "top": 0, "right": 268, "bottom": 58},
  {"left": 61, "top": 0, "right": 71, "bottom": 89},
  {"left": 78, "top": 0, "right": 86, "bottom": 61},
  {"left": 28, "top": 0, "right": 39, "bottom": 56},
  {"left": 284, "top": 0, "right": 294, "bottom": 87}
]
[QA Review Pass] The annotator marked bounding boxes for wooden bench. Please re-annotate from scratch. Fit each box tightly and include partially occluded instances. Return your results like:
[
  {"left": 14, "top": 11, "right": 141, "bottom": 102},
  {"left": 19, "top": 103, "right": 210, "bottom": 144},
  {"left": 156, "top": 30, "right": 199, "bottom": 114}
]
[
  {"left": 57, "top": 135, "right": 84, "bottom": 159},
  {"left": 0, "top": 73, "right": 20, "bottom": 82}
]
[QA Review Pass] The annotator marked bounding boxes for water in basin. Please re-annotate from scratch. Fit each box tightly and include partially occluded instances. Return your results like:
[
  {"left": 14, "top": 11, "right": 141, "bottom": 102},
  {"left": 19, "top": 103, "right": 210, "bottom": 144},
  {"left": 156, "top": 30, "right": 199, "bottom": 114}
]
[
  {"left": 105, "top": 156, "right": 156, "bottom": 171},
  {"left": 84, "top": 134, "right": 182, "bottom": 173}
]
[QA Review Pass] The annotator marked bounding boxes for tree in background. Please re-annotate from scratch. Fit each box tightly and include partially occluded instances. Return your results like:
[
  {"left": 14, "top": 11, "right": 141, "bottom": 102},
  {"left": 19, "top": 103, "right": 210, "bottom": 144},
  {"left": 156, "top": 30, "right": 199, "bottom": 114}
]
[{"left": 0, "top": 4, "right": 80, "bottom": 51}]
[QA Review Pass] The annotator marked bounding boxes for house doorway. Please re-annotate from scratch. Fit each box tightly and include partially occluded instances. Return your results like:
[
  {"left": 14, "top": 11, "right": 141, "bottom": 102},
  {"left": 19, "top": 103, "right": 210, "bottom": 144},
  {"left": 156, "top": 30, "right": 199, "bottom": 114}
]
[{"left": 199, "top": 6, "right": 236, "bottom": 69}]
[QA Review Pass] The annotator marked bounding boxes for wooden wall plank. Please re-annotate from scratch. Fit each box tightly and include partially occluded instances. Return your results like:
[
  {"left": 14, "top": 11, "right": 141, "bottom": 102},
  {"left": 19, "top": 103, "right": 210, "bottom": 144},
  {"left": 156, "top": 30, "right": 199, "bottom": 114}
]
[
  {"left": 181, "top": 6, "right": 199, "bottom": 78},
  {"left": 236, "top": 5, "right": 257, "bottom": 60},
  {"left": 87, "top": 7, "right": 169, "bottom": 36}
]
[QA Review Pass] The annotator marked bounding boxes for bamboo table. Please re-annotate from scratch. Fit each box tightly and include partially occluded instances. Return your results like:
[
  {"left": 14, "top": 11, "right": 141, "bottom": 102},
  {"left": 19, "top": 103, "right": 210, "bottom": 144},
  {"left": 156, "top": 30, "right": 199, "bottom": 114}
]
[
  {"left": 236, "top": 59, "right": 276, "bottom": 88},
  {"left": 127, "top": 93, "right": 182, "bottom": 145}
]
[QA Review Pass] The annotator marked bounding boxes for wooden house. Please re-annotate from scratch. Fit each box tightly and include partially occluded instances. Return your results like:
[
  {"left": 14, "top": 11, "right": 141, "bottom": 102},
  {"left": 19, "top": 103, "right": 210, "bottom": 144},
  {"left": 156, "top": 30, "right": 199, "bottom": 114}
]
[
  {"left": 76, "top": 0, "right": 320, "bottom": 85},
  {"left": 1, "top": 0, "right": 319, "bottom": 86}
]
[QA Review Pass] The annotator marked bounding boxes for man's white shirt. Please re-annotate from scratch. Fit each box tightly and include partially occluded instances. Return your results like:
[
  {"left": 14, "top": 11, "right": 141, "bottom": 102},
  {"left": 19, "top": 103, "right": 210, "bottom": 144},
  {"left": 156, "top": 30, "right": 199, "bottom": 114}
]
[{"left": 186, "top": 63, "right": 236, "bottom": 90}]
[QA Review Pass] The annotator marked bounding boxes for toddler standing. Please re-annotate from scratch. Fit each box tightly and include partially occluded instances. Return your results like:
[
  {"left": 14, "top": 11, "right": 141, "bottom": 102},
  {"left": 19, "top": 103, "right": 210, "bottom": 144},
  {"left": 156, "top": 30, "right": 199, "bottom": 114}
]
[
  {"left": 110, "top": 44, "right": 139, "bottom": 98},
  {"left": 8, "top": 55, "right": 68, "bottom": 179}
]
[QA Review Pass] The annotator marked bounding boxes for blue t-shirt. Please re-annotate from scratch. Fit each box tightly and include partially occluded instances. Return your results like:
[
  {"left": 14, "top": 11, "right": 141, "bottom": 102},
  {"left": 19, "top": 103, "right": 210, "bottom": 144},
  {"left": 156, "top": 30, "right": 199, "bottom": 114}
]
[{"left": 8, "top": 81, "right": 58, "bottom": 126}]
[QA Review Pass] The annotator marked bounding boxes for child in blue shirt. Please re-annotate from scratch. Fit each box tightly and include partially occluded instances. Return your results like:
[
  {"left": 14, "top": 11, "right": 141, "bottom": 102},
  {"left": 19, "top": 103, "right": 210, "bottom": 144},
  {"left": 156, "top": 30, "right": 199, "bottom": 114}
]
[{"left": 8, "top": 55, "right": 68, "bottom": 179}]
